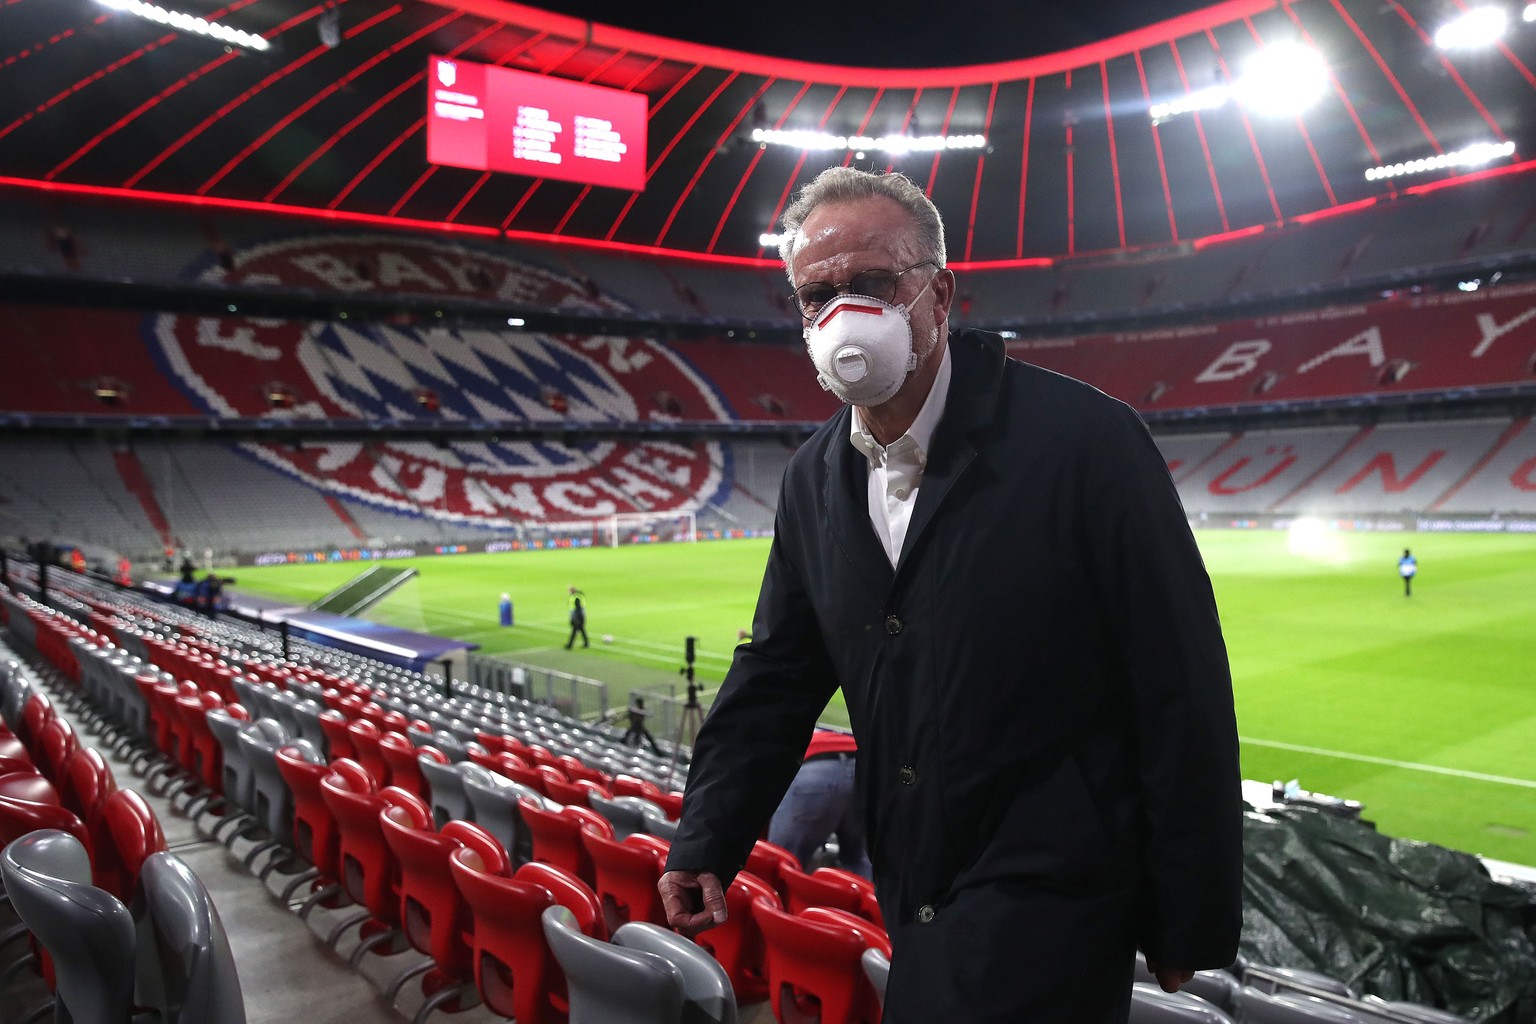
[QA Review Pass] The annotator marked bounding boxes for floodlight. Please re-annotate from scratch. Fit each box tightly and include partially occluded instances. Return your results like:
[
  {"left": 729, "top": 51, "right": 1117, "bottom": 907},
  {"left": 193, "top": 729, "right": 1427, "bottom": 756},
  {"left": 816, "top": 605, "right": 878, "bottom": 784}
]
[
  {"left": 1234, "top": 43, "right": 1329, "bottom": 117},
  {"left": 1363, "top": 139, "right": 1516, "bottom": 181},
  {"left": 758, "top": 233, "right": 787, "bottom": 248},
  {"left": 96, "top": 0, "right": 270, "bottom": 51},
  {"left": 1525, "top": 4, "right": 1536, "bottom": 23},
  {"left": 1433, "top": 7, "right": 1507, "bottom": 49},
  {"left": 749, "top": 128, "right": 986, "bottom": 155}
]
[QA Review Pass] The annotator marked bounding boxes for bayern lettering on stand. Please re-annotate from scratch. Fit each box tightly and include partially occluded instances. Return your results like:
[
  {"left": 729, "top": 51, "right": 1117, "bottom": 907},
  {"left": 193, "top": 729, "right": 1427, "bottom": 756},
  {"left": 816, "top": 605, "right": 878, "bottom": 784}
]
[{"left": 150, "top": 235, "right": 732, "bottom": 527}]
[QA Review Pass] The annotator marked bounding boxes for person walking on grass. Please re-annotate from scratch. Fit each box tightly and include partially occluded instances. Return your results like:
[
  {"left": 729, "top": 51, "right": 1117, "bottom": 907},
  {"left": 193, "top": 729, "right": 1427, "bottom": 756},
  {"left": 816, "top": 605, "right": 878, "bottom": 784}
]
[{"left": 565, "top": 585, "right": 589, "bottom": 648}]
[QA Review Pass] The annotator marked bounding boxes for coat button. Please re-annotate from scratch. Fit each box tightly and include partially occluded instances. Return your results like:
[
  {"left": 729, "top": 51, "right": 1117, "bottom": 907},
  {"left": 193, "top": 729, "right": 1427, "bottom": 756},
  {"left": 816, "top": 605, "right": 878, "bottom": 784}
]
[
  {"left": 884, "top": 615, "right": 903, "bottom": 635},
  {"left": 898, "top": 765, "right": 917, "bottom": 785},
  {"left": 917, "top": 904, "right": 935, "bottom": 923}
]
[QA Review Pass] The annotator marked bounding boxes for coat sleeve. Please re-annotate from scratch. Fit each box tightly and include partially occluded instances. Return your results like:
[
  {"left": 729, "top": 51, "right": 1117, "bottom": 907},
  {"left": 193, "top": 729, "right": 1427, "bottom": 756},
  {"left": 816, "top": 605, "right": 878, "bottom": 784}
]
[
  {"left": 664, "top": 506, "right": 841, "bottom": 883},
  {"left": 1083, "top": 400, "right": 1244, "bottom": 970}
]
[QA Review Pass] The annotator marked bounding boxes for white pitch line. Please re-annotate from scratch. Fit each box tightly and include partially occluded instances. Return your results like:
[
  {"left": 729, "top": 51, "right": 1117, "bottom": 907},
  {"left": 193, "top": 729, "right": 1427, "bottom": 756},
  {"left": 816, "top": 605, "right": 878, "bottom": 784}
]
[{"left": 1241, "top": 737, "right": 1536, "bottom": 790}]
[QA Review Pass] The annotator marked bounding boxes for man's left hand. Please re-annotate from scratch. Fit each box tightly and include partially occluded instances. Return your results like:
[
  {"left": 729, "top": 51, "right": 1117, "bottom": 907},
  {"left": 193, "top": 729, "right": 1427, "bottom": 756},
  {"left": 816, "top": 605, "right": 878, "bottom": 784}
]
[{"left": 1145, "top": 958, "right": 1195, "bottom": 993}]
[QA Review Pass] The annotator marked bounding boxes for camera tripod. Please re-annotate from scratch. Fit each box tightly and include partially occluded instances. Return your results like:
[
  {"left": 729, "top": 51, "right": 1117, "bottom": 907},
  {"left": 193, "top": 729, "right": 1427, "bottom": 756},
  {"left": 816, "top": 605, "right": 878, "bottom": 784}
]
[{"left": 665, "top": 636, "right": 704, "bottom": 787}]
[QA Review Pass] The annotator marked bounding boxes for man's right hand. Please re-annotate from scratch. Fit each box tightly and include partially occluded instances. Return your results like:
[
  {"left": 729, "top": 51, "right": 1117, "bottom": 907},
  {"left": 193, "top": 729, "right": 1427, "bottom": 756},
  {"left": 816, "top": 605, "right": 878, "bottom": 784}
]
[{"left": 658, "top": 869, "right": 728, "bottom": 935}]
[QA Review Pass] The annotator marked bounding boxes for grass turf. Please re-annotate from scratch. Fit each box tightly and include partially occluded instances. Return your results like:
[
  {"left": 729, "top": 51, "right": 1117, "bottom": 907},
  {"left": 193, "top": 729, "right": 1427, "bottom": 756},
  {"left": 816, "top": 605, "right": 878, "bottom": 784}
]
[{"left": 232, "top": 529, "right": 1536, "bottom": 867}]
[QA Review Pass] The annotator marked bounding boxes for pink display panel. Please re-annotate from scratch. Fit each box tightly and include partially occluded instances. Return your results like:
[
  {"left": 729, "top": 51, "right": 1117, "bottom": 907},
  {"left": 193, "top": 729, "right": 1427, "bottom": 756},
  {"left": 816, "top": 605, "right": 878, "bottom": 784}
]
[{"left": 425, "top": 56, "right": 647, "bottom": 191}]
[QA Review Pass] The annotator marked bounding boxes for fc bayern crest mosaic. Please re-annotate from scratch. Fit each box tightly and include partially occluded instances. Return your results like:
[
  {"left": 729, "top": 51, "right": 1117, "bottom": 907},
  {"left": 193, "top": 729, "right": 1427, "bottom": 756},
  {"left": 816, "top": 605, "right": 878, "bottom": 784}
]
[{"left": 148, "top": 234, "right": 731, "bottom": 527}]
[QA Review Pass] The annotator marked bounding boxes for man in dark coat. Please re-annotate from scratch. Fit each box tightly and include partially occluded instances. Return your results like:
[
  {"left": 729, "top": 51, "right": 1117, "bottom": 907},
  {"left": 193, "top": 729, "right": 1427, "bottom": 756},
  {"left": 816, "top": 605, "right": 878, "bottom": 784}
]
[{"left": 658, "top": 167, "right": 1242, "bottom": 1023}]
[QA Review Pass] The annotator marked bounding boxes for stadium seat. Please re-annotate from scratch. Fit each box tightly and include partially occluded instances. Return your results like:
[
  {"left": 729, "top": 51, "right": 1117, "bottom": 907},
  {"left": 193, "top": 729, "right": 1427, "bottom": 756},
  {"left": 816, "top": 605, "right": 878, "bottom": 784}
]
[
  {"left": 613, "top": 919, "right": 740, "bottom": 1022},
  {"left": 542, "top": 904, "right": 687, "bottom": 1024},
  {"left": 860, "top": 947, "right": 889, "bottom": 1014},
  {"left": 693, "top": 869, "right": 778, "bottom": 1004},
  {"left": 753, "top": 898, "right": 890, "bottom": 1024},
  {"left": 447, "top": 824, "right": 599, "bottom": 1024},
  {"left": 90, "top": 787, "right": 167, "bottom": 903},
  {"left": 462, "top": 764, "right": 543, "bottom": 865},
  {"left": 57, "top": 745, "right": 117, "bottom": 833},
  {"left": 580, "top": 826, "right": 669, "bottom": 934},
  {"left": 519, "top": 799, "right": 610, "bottom": 886},
  {"left": 1, "top": 828, "right": 136, "bottom": 1023},
  {"left": 133, "top": 851, "right": 248, "bottom": 1023},
  {"left": 744, "top": 838, "right": 800, "bottom": 902},
  {"left": 1237, "top": 988, "right": 1370, "bottom": 1023},
  {"left": 378, "top": 793, "right": 480, "bottom": 1020},
  {"left": 1130, "top": 984, "right": 1236, "bottom": 1023}
]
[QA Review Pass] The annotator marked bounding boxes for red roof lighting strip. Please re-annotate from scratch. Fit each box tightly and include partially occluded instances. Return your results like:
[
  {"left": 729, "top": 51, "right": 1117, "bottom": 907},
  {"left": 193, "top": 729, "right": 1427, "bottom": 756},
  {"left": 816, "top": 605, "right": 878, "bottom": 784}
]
[
  {"left": 1134, "top": 49, "right": 1180, "bottom": 242},
  {"left": 1239, "top": 14, "right": 1336, "bottom": 208},
  {"left": 654, "top": 70, "right": 744, "bottom": 249},
  {"left": 1016, "top": 77, "right": 1035, "bottom": 260},
  {"left": 1101, "top": 61, "right": 1128, "bottom": 249},
  {"left": 1282, "top": 1, "right": 1384, "bottom": 167},
  {"left": 327, "top": 18, "right": 514, "bottom": 211},
  {"left": 45, "top": 0, "right": 283, "bottom": 181},
  {"left": 962, "top": 81, "right": 1001, "bottom": 263},
  {"left": 0, "top": 18, "right": 176, "bottom": 144},
  {"left": 287, "top": 19, "right": 510, "bottom": 207},
  {"left": 1209, "top": 25, "right": 1280, "bottom": 224},
  {"left": 1384, "top": 1, "right": 1507, "bottom": 141},
  {"left": 1065, "top": 70, "right": 1076, "bottom": 256},
  {"left": 705, "top": 78, "right": 779, "bottom": 254},
  {"left": 125, "top": 2, "right": 389, "bottom": 189},
  {"left": 197, "top": 5, "right": 447, "bottom": 197},
  {"left": 600, "top": 62, "right": 705, "bottom": 241},
  {"left": 1168, "top": 38, "right": 1230, "bottom": 232},
  {"left": 921, "top": 86, "right": 965, "bottom": 209},
  {"left": 4, "top": 163, "right": 1529, "bottom": 272},
  {"left": 753, "top": 81, "right": 821, "bottom": 261},
  {"left": 1326, "top": 0, "right": 1440, "bottom": 153},
  {"left": 1, "top": 22, "right": 85, "bottom": 71},
  {"left": 419, "top": 0, "right": 1279, "bottom": 89}
]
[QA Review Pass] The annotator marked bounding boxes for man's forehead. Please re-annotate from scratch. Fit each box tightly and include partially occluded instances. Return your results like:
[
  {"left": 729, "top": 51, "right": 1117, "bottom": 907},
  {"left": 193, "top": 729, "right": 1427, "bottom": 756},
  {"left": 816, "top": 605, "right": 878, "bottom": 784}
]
[{"left": 792, "top": 200, "right": 915, "bottom": 275}]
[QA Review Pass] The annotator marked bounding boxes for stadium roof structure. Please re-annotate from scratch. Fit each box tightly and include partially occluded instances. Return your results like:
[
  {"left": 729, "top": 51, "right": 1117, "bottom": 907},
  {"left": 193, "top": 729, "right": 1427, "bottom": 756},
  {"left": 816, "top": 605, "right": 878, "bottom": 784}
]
[{"left": 0, "top": 0, "right": 1533, "bottom": 268}]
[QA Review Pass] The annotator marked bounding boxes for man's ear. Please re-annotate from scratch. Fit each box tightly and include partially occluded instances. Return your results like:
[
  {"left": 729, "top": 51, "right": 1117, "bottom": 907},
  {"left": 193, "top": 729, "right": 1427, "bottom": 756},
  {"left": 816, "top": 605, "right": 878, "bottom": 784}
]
[{"left": 931, "top": 267, "right": 957, "bottom": 327}]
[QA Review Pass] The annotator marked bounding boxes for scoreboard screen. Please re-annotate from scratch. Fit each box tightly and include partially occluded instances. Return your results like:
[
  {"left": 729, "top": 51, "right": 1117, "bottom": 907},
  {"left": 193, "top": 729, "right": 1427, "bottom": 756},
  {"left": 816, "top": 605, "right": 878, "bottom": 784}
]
[{"left": 426, "top": 56, "right": 647, "bottom": 191}]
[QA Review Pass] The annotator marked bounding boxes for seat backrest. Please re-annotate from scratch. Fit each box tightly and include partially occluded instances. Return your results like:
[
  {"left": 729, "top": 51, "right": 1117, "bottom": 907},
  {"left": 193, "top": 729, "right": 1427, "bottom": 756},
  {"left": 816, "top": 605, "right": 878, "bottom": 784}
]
[
  {"left": 207, "top": 707, "right": 254, "bottom": 809},
  {"left": 581, "top": 828, "right": 667, "bottom": 935},
  {"left": 380, "top": 788, "right": 472, "bottom": 980},
  {"left": 695, "top": 869, "right": 778, "bottom": 1004},
  {"left": 241, "top": 722, "right": 297, "bottom": 845},
  {"left": 782, "top": 864, "right": 867, "bottom": 917},
  {"left": 93, "top": 787, "right": 168, "bottom": 902},
  {"left": 420, "top": 756, "right": 473, "bottom": 829},
  {"left": 0, "top": 791, "right": 91, "bottom": 850},
  {"left": 378, "top": 731, "right": 431, "bottom": 801},
  {"left": 1130, "top": 984, "right": 1237, "bottom": 1024},
  {"left": 860, "top": 947, "right": 889, "bottom": 1013},
  {"left": 134, "top": 851, "right": 248, "bottom": 1023},
  {"left": 447, "top": 839, "right": 568, "bottom": 1024},
  {"left": 319, "top": 758, "right": 398, "bottom": 919},
  {"left": 745, "top": 839, "right": 800, "bottom": 902},
  {"left": 542, "top": 905, "right": 685, "bottom": 1024},
  {"left": 753, "top": 897, "right": 883, "bottom": 1024},
  {"left": 1, "top": 828, "right": 137, "bottom": 1022},
  {"left": 61, "top": 745, "right": 118, "bottom": 832},
  {"left": 274, "top": 741, "right": 338, "bottom": 875},
  {"left": 515, "top": 860, "right": 605, "bottom": 939},
  {"left": 614, "top": 920, "right": 739, "bottom": 1024},
  {"left": 588, "top": 792, "right": 654, "bottom": 839},
  {"left": 462, "top": 765, "right": 530, "bottom": 863},
  {"left": 1238, "top": 988, "right": 1369, "bottom": 1024}
]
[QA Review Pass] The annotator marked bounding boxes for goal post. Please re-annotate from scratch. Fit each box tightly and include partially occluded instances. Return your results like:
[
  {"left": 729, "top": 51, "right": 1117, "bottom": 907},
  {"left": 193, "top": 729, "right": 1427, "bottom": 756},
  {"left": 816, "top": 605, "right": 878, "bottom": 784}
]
[{"left": 607, "top": 511, "right": 697, "bottom": 547}]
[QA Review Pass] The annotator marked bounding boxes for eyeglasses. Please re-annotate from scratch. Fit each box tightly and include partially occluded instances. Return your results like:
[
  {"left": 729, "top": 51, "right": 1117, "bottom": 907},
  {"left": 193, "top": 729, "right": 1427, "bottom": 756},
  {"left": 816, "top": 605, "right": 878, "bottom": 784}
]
[{"left": 791, "top": 261, "right": 938, "bottom": 321}]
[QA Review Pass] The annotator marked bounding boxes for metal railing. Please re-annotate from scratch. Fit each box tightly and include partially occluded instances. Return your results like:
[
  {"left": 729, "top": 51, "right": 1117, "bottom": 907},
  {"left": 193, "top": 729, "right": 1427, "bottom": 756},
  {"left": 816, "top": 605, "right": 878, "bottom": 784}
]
[{"left": 467, "top": 651, "right": 610, "bottom": 722}]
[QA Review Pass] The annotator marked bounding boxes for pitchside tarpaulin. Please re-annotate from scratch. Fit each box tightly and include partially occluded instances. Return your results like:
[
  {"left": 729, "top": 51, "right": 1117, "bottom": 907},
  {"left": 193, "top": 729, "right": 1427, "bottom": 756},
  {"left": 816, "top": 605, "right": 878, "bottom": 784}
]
[{"left": 1242, "top": 804, "right": 1536, "bottom": 1023}]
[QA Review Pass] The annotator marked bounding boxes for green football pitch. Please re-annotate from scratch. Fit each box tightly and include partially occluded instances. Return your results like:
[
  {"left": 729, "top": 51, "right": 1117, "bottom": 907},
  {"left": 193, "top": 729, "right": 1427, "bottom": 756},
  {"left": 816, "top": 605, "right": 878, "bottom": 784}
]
[{"left": 233, "top": 529, "right": 1536, "bottom": 868}]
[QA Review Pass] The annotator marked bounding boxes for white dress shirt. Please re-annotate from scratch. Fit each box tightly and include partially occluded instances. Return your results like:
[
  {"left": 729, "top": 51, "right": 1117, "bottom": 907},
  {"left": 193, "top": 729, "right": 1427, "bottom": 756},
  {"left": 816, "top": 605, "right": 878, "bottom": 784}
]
[{"left": 849, "top": 344, "right": 952, "bottom": 567}]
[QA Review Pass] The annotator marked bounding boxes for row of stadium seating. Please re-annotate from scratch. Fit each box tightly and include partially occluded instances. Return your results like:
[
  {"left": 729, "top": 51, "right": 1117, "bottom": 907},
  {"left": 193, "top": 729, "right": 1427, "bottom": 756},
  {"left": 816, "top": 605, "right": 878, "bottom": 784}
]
[{"left": 5, "top": 409, "right": 1534, "bottom": 566}]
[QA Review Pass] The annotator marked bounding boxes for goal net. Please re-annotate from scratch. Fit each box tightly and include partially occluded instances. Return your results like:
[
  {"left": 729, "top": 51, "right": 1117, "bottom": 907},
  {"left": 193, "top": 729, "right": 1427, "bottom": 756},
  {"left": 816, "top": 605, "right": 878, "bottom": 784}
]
[{"left": 605, "top": 511, "right": 697, "bottom": 547}]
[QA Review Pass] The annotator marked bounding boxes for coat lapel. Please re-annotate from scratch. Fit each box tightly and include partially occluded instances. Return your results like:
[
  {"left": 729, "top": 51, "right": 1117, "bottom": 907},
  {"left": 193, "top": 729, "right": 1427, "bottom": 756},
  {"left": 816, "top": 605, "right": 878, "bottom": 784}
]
[
  {"left": 895, "top": 331, "right": 1006, "bottom": 576},
  {"left": 823, "top": 409, "right": 896, "bottom": 595}
]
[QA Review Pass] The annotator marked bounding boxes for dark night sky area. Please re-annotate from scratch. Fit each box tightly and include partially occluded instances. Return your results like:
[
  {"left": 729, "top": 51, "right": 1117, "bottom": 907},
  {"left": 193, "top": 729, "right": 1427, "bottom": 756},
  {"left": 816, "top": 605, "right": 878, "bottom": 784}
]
[{"left": 550, "top": 1, "right": 1222, "bottom": 68}]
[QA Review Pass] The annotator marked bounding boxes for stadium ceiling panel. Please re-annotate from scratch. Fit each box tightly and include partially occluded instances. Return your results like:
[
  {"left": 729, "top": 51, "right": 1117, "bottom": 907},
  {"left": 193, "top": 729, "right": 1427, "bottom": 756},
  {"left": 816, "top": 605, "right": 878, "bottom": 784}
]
[{"left": 0, "top": 0, "right": 1532, "bottom": 266}]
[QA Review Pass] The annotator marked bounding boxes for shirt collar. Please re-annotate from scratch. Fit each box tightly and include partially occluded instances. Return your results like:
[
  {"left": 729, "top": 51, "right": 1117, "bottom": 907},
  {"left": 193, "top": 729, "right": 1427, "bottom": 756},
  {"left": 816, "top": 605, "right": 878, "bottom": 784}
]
[{"left": 849, "top": 342, "right": 952, "bottom": 464}]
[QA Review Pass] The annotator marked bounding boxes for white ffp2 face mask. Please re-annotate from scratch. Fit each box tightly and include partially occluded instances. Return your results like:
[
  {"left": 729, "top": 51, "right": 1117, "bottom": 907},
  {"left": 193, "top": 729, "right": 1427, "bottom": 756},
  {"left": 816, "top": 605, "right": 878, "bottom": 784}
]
[{"left": 804, "top": 294, "right": 918, "bottom": 407}]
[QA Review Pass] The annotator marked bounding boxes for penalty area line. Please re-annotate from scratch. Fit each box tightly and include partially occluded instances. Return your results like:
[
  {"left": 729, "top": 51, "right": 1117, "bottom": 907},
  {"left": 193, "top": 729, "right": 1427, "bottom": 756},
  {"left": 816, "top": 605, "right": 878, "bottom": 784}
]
[{"left": 1241, "top": 736, "right": 1536, "bottom": 790}]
